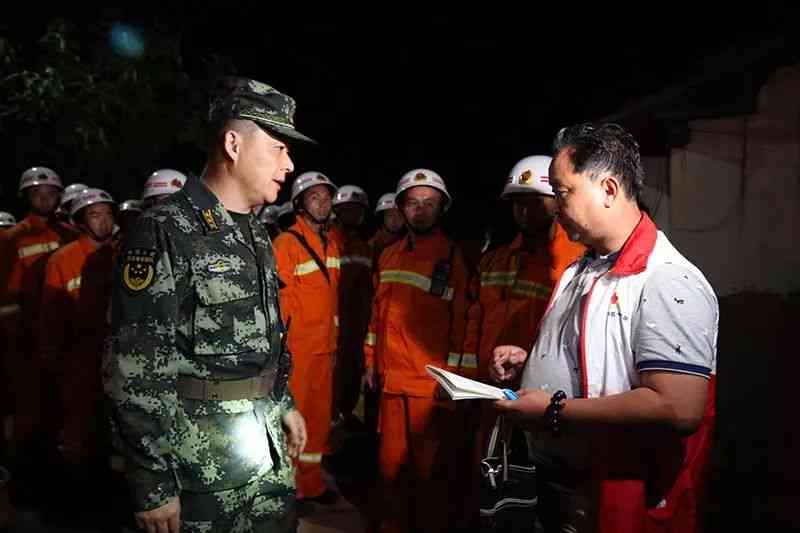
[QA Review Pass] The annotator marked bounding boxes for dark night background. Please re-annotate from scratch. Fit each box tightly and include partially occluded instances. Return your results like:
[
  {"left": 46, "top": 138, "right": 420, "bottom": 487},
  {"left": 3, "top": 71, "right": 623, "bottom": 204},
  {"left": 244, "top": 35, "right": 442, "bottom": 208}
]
[
  {"left": 1, "top": 4, "right": 798, "bottom": 244},
  {"left": 1, "top": 5, "right": 799, "bottom": 531}
]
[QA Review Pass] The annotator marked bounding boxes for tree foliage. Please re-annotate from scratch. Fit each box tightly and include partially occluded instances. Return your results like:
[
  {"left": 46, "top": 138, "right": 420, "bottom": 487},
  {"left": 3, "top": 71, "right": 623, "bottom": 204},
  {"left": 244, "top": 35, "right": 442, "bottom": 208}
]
[{"left": 0, "top": 18, "right": 205, "bottom": 203}]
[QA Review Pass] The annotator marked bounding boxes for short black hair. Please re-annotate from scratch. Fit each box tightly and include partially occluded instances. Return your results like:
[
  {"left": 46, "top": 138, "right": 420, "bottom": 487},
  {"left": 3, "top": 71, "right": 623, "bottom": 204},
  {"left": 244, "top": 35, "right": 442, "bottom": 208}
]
[
  {"left": 204, "top": 119, "right": 293, "bottom": 157},
  {"left": 552, "top": 123, "right": 644, "bottom": 200}
]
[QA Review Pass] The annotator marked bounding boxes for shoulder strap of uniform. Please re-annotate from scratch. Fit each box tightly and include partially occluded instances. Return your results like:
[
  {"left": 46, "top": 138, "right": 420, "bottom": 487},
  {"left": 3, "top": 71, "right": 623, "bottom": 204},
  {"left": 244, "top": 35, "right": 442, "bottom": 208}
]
[{"left": 286, "top": 230, "right": 331, "bottom": 284}]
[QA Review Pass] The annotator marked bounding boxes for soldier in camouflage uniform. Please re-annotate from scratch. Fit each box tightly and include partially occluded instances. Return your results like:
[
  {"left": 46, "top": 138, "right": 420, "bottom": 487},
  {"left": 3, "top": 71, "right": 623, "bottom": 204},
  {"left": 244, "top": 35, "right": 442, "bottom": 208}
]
[{"left": 104, "top": 77, "right": 315, "bottom": 533}]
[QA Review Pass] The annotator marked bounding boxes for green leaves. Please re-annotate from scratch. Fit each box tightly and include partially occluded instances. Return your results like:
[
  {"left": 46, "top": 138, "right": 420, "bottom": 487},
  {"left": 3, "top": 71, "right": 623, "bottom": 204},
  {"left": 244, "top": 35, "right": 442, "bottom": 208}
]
[{"left": 0, "top": 18, "right": 205, "bottom": 199}]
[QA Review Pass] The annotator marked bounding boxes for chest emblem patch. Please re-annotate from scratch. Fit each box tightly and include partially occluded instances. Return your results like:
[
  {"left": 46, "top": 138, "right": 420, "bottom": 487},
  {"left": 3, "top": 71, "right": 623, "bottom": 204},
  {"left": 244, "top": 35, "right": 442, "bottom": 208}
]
[{"left": 208, "top": 258, "right": 232, "bottom": 274}]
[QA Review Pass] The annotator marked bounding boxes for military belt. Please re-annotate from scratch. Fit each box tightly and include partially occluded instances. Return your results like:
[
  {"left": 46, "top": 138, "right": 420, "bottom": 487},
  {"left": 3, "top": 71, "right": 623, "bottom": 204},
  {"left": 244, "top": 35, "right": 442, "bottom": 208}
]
[{"left": 177, "top": 372, "right": 274, "bottom": 401}]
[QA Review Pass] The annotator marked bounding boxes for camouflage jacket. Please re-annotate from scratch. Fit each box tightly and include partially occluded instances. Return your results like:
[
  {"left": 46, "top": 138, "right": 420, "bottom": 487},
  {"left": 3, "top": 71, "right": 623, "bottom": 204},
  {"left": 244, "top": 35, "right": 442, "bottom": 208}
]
[{"left": 104, "top": 177, "right": 295, "bottom": 511}]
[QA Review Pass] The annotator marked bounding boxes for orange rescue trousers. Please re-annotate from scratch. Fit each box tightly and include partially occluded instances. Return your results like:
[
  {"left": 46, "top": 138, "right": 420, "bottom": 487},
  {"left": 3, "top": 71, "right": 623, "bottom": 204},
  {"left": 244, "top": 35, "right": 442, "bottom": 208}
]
[
  {"left": 376, "top": 394, "right": 474, "bottom": 533},
  {"left": 289, "top": 350, "right": 334, "bottom": 499}
]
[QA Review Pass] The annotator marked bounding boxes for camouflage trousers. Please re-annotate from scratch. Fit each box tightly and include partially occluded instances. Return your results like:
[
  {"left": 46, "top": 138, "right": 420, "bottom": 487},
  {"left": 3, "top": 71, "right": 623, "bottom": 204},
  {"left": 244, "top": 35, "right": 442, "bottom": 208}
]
[{"left": 181, "top": 474, "right": 297, "bottom": 533}]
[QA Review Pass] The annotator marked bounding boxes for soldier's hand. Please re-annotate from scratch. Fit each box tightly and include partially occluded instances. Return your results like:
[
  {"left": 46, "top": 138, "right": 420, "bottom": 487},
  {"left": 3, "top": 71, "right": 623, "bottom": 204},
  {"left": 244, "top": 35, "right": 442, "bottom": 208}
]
[
  {"left": 282, "top": 409, "right": 307, "bottom": 458},
  {"left": 489, "top": 345, "right": 528, "bottom": 384},
  {"left": 134, "top": 496, "right": 180, "bottom": 533}
]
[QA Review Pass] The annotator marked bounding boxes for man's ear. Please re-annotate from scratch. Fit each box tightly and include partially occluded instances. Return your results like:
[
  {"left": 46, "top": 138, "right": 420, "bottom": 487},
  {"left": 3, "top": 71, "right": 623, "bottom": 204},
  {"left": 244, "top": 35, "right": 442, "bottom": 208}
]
[
  {"left": 600, "top": 175, "right": 622, "bottom": 208},
  {"left": 222, "top": 129, "right": 243, "bottom": 162}
]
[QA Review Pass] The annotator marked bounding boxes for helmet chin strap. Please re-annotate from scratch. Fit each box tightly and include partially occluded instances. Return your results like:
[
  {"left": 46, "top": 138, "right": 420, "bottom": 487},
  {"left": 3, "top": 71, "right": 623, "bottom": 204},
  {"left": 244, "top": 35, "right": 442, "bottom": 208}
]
[
  {"left": 300, "top": 207, "right": 330, "bottom": 229},
  {"left": 30, "top": 205, "right": 56, "bottom": 219},
  {"left": 81, "top": 224, "right": 111, "bottom": 243},
  {"left": 385, "top": 223, "right": 404, "bottom": 235},
  {"left": 400, "top": 209, "right": 440, "bottom": 251},
  {"left": 407, "top": 221, "right": 439, "bottom": 237},
  {"left": 400, "top": 203, "right": 441, "bottom": 236},
  {"left": 76, "top": 210, "right": 113, "bottom": 243}
]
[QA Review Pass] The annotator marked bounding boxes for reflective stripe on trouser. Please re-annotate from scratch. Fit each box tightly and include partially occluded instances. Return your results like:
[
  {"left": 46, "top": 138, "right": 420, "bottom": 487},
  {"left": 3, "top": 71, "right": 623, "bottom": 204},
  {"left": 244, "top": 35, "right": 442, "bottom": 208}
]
[
  {"left": 378, "top": 394, "right": 458, "bottom": 533},
  {"left": 289, "top": 350, "right": 334, "bottom": 499},
  {"left": 0, "top": 304, "right": 20, "bottom": 318}
]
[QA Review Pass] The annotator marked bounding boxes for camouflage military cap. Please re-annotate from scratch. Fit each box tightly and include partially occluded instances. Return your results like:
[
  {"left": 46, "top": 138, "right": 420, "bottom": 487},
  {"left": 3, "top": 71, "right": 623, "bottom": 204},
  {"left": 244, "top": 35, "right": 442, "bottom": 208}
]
[{"left": 209, "top": 76, "right": 316, "bottom": 144}]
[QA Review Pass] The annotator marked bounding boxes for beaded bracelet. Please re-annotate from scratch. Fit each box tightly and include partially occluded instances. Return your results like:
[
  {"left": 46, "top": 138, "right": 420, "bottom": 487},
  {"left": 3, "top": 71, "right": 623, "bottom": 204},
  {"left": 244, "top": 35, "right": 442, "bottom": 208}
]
[{"left": 544, "top": 390, "right": 567, "bottom": 436}]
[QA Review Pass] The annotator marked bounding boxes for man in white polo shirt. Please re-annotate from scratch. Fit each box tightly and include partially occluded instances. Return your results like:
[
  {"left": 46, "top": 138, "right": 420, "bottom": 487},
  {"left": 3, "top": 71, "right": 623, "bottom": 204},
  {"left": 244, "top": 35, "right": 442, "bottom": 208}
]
[{"left": 491, "top": 123, "right": 718, "bottom": 533}]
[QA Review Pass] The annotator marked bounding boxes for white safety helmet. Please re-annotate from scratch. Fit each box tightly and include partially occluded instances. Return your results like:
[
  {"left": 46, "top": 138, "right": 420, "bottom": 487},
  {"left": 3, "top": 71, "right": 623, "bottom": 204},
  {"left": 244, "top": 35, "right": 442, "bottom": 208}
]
[
  {"left": 119, "top": 199, "right": 143, "bottom": 213},
  {"left": 375, "top": 193, "right": 397, "bottom": 214},
  {"left": 18, "top": 167, "right": 64, "bottom": 195},
  {"left": 290, "top": 172, "right": 337, "bottom": 204},
  {"left": 333, "top": 185, "right": 369, "bottom": 208},
  {"left": 142, "top": 169, "right": 187, "bottom": 200},
  {"left": 259, "top": 205, "right": 281, "bottom": 225},
  {"left": 0, "top": 211, "right": 17, "bottom": 227},
  {"left": 395, "top": 168, "right": 451, "bottom": 212},
  {"left": 60, "top": 183, "right": 90, "bottom": 207},
  {"left": 501, "top": 155, "right": 554, "bottom": 199},
  {"left": 70, "top": 188, "right": 115, "bottom": 217},
  {"left": 276, "top": 201, "right": 294, "bottom": 219}
]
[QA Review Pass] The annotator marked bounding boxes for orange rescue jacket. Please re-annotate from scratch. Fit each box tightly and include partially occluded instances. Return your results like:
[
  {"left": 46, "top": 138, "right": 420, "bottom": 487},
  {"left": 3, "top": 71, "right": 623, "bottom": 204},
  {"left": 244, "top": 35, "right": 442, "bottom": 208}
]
[
  {"left": 331, "top": 225, "right": 373, "bottom": 357},
  {"left": 273, "top": 216, "right": 341, "bottom": 357},
  {"left": 368, "top": 227, "right": 403, "bottom": 266},
  {"left": 38, "top": 234, "right": 115, "bottom": 362},
  {"left": 0, "top": 214, "right": 78, "bottom": 325},
  {"left": 364, "top": 229, "right": 471, "bottom": 396},
  {"left": 463, "top": 223, "right": 586, "bottom": 379}
]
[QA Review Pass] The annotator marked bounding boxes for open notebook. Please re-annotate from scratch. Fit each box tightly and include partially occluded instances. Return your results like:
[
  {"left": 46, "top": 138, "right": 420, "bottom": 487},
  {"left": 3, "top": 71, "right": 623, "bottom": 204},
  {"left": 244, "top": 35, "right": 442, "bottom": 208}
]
[{"left": 425, "top": 365, "right": 518, "bottom": 401}]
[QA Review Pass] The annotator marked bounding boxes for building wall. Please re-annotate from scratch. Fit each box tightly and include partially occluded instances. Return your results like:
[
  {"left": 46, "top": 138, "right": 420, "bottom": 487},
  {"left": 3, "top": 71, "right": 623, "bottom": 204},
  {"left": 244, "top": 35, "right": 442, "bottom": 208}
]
[
  {"left": 668, "top": 65, "right": 800, "bottom": 296},
  {"left": 641, "top": 156, "right": 670, "bottom": 234}
]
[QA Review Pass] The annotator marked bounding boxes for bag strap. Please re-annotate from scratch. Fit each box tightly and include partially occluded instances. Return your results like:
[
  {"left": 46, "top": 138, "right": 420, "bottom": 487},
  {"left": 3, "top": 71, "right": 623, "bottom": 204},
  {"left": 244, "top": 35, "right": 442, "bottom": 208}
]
[
  {"left": 484, "top": 414, "right": 516, "bottom": 459},
  {"left": 286, "top": 230, "right": 331, "bottom": 284},
  {"left": 485, "top": 414, "right": 504, "bottom": 459}
]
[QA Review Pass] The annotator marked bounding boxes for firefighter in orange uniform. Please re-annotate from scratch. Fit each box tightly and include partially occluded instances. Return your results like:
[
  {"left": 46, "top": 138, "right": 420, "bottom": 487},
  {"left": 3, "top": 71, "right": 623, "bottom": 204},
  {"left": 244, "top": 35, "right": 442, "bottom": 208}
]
[
  {"left": 462, "top": 155, "right": 586, "bottom": 527},
  {"left": 54, "top": 183, "right": 89, "bottom": 231},
  {"left": 257, "top": 204, "right": 282, "bottom": 240},
  {"left": 140, "top": 169, "right": 187, "bottom": 210},
  {"left": 115, "top": 199, "right": 143, "bottom": 241},
  {"left": 368, "top": 192, "right": 405, "bottom": 263},
  {"left": 273, "top": 171, "right": 341, "bottom": 504},
  {"left": 329, "top": 185, "right": 374, "bottom": 426},
  {"left": 0, "top": 211, "right": 16, "bottom": 455},
  {"left": 365, "top": 192, "right": 405, "bottom": 436},
  {"left": 0, "top": 213, "right": 16, "bottom": 231},
  {"left": 464, "top": 155, "right": 586, "bottom": 381},
  {"left": 38, "top": 189, "right": 117, "bottom": 482},
  {"left": 364, "top": 169, "right": 471, "bottom": 533},
  {"left": 0, "top": 167, "right": 78, "bottom": 481}
]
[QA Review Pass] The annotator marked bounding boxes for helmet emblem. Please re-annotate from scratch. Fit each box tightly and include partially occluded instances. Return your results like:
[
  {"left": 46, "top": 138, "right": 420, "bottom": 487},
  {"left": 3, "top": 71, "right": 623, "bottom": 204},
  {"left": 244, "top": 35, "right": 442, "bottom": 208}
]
[
  {"left": 519, "top": 170, "right": 533, "bottom": 184},
  {"left": 414, "top": 172, "right": 427, "bottom": 181}
]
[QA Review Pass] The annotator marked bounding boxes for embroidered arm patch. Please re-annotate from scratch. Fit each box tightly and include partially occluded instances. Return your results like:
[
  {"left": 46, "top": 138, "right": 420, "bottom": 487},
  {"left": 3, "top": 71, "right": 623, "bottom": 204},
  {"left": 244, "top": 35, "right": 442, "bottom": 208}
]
[{"left": 121, "top": 248, "right": 158, "bottom": 294}]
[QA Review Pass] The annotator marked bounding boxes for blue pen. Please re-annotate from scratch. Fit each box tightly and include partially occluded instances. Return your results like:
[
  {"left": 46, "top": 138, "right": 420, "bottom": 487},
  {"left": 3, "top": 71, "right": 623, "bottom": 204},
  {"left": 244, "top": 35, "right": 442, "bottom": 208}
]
[{"left": 502, "top": 389, "right": 519, "bottom": 400}]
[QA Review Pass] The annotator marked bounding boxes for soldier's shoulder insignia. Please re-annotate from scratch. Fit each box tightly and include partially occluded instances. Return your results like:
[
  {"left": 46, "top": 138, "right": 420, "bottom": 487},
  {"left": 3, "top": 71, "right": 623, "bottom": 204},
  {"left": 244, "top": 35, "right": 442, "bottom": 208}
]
[
  {"left": 201, "top": 208, "right": 219, "bottom": 232},
  {"left": 121, "top": 248, "right": 158, "bottom": 294}
]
